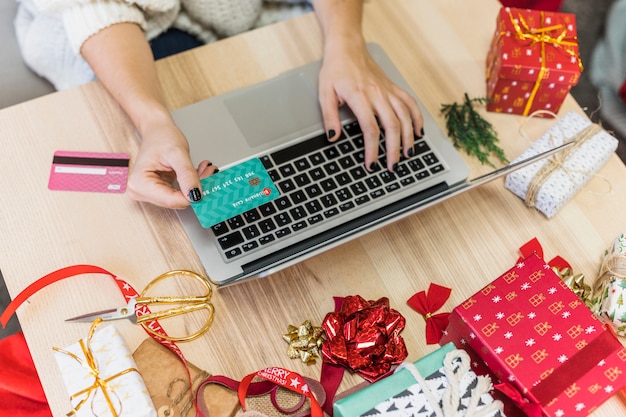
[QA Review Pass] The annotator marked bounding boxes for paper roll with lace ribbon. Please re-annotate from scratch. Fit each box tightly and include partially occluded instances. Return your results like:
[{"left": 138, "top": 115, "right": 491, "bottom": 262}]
[
  {"left": 53, "top": 319, "right": 156, "bottom": 417},
  {"left": 592, "top": 233, "right": 626, "bottom": 337},
  {"left": 505, "top": 111, "right": 618, "bottom": 218}
]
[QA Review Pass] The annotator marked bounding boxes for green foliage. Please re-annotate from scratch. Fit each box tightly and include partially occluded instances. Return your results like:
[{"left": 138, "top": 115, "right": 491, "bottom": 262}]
[{"left": 440, "top": 93, "right": 509, "bottom": 168}]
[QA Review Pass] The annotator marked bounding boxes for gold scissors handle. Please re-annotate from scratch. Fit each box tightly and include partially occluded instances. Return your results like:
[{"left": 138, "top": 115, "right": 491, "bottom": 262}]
[{"left": 137, "top": 270, "right": 215, "bottom": 343}]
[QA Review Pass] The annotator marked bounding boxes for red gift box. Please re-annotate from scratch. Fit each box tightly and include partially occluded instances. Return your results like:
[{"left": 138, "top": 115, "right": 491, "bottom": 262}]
[
  {"left": 486, "top": 7, "right": 582, "bottom": 116},
  {"left": 444, "top": 252, "right": 626, "bottom": 416}
]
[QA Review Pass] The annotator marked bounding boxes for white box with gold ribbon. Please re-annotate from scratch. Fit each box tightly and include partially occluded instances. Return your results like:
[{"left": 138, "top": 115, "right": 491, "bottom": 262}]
[{"left": 53, "top": 323, "right": 156, "bottom": 417}]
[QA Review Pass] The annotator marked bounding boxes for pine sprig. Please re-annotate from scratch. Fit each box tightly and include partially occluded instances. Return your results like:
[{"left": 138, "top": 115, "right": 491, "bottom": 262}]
[{"left": 440, "top": 93, "right": 508, "bottom": 168}]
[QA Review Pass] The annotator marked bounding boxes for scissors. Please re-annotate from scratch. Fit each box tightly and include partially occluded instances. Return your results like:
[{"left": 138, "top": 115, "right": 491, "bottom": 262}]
[{"left": 66, "top": 270, "right": 214, "bottom": 342}]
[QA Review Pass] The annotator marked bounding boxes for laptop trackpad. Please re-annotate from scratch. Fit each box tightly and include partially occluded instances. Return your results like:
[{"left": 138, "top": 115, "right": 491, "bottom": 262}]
[{"left": 224, "top": 73, "right": 322, "bottom": 148}]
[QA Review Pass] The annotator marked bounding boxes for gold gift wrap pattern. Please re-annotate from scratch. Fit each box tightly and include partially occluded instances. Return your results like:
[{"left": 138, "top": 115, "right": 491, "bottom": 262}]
[
  {"left": 53, "top": 324, "right": 156, "bottom": 417},
  {"left": 504, "top": 111, "right": 618, "bottom": 218},
  {"left": 593, "top": 233, "right": 626, "bottom": 336}
]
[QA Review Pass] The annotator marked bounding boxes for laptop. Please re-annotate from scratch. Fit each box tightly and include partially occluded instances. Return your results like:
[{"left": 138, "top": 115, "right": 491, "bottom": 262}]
[{"left": 172, "top": 43, "right": 566, "bottom": 286}]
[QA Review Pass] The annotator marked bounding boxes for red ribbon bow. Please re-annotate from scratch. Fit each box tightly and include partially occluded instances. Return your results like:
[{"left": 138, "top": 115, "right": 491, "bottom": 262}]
[
  {"left": 518, "top": 237, "right": 572, "bottom": 269},
  {"left": 407, "top": 283, "right": 452, "bottom": 344},
  {"left": 494, "top": 382, "right": 542, "bottom": 417},
  {"left": 321, "top": 295, "right": 407, "bottom": 383}
]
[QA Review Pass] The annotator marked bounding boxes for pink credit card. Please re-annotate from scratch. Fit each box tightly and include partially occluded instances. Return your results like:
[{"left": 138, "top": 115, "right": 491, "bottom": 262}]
[{"left": 48, "top": 151, "right": 130, "bottom": 193}]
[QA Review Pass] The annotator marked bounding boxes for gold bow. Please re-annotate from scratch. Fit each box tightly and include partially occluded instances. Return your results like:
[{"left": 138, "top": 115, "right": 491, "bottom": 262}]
[
  {"left": 283, "top": 320, "right": 325, "bottom": 364},
  {"left": 54, "top": 318, "right": 140, "bottom": 417},
  {"left": 552, "top": 266, "right": 594, "bottom": 308},
  {"left": 507, "top": 11, "right": 582, "bottom": 115}
]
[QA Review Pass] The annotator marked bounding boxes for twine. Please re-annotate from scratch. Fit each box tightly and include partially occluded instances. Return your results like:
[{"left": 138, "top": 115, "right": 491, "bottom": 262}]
[
  {"left": 599, "top": 252, "right": 626, "bottom": 282},
  {"left": 159, "top": 371, "right": 211, "bottom": 417},
  {"left": 524, "top": 123, "right": 600, "bottom": 207},
  {"left": 396, "top": 350, "right": 503, "bottom": 417},
  {"left": 522, "top": 119, "right": 615, "bottom": 209}
]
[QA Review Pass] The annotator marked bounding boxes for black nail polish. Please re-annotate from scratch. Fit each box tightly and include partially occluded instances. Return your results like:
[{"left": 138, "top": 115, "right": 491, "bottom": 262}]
[
  {"left": 369, "top": 162, "right": 377, "bottom": 171},
  {"left": 327, "top": 129, "right": 336, "bottom": 140},
  {"left": 214, "top": 168, "right": 220, "bottom": 173},
  {"left": 407, "top": 147, "right": 414, "bottom": 157},
  {"left": 392, "top": 163, "right": 398, "bottom": 172},
  {"left": 420, "top": 127, "right": 425, "bottom": 137},
  {"left": 188, "top": 187, "right": 202, "bottom": 202}
]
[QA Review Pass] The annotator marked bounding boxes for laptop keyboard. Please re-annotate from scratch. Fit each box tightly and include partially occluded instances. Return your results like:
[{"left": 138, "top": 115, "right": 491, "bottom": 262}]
[{"left": 210, "top": 120, "right": 447, "bottom": 261}]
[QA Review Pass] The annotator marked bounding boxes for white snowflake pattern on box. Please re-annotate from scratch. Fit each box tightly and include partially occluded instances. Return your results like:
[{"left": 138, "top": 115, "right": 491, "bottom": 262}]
[
  {"left": 504, "top": 111, "right": 618, "bottom": 218},
  {"left": 53, "top": 324, "right": 157, "bottom": 417},
  {"left": 359, "top": 353, "right": 504, "bottom": 417}
]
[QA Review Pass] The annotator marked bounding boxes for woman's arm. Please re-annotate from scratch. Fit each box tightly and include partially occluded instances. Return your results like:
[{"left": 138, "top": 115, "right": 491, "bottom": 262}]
[
  {"left": 312, "top": 0, "right": 423, "bottom": 172},
  {"left": 80, "top": 22, "right": 215, "bottom": 208}
]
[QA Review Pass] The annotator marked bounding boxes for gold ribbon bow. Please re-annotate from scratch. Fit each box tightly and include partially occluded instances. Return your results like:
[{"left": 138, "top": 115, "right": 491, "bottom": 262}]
[
  {"left": 283, "top": 320, "right": 325, "bottom": 364},
  {"left": 53, "top": 318, "right": 140, "bottom": 417},
  {"left": 508, "top": 11, "right": 582, "bottom": 116},
  {"left": 552, "top": 266, "right": 594, "bottom": 308}
]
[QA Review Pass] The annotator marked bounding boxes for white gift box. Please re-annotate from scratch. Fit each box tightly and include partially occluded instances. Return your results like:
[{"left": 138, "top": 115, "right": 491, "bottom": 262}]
[
  {"left": 53, "top": 324, "right": 156, "bottom": 417},
  {"left": 504, "top": 111, "right": 618, "bottom": 218}
]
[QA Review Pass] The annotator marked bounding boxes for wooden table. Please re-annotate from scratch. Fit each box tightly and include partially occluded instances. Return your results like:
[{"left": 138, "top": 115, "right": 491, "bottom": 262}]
[{"left": 1, "top": 0, "right": 625, "bottom": 415}]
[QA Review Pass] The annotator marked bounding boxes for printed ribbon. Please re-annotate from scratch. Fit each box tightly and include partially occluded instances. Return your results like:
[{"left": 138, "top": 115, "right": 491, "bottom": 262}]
[
  {"left": 195, "top": 372, "right": 326, "bottom": 417},
  {"left": 53, "top": 318, "right": 139, "bottom": 417},
  {"left": 0, "top": 264, "right": 198, "bottom": 416},
  {"left": 406, "top": 283, "right": 452, "bottom": 345},
  {"left": 238, "top": 367, "right": 324, "bottom": 417}
]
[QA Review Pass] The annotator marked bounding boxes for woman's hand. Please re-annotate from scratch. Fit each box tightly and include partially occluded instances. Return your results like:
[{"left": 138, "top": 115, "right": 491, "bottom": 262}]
[
  {"left": 127, "top": 120, "right": 217, "bottom": 209},
  {"left": 319, "top": 40, "right": 423, "bottom": 172},
  {"left": 81, "top": 22, "right": 218, "bottom": 209},
  {"left": 312, "top": 0, "right": 423, "bottom": 172}
]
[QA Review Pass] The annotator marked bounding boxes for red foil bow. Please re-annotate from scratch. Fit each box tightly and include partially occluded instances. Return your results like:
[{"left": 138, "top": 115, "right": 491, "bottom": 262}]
[
  {"left": 407, "top": 283, "right": 451, "bottom": 344},
  {"left": 321, "top": 295, "right": 407, "bottom": 382}
]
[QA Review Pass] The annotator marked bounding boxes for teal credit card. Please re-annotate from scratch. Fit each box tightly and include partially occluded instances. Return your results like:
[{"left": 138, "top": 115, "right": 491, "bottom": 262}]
[{"left": 191, "top": 158, "right": 280, "bottom": 228}]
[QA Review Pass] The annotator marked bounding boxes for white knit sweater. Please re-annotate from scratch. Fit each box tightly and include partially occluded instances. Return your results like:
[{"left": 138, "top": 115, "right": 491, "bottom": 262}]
[{"left": 15, "top": 0, "right": 312, "bottom": 90}]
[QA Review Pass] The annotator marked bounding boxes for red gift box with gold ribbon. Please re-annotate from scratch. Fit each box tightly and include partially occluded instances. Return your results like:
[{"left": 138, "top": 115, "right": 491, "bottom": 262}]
[
  {"left": 486, "top": 7, "right": 582, "bottom": 116},
  {"left": 443, "top": 251, "right": 626, "bottom": 417}
]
